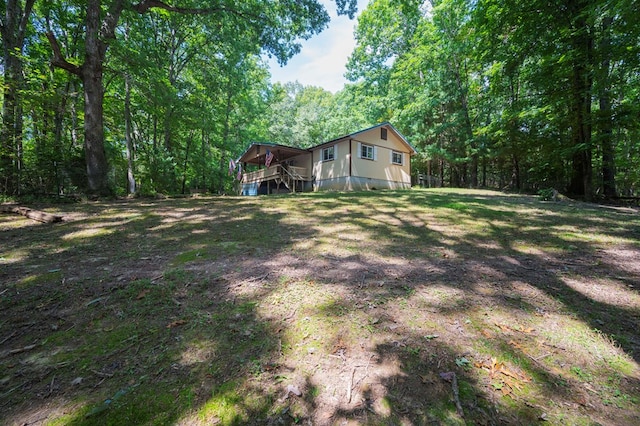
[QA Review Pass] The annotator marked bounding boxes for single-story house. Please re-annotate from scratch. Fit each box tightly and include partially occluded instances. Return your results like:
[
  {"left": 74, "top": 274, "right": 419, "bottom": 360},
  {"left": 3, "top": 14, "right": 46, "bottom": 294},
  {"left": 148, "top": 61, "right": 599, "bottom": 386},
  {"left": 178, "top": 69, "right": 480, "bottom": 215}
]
[{"left": 237, "top": 122, "right": 417, "bottom": 195}]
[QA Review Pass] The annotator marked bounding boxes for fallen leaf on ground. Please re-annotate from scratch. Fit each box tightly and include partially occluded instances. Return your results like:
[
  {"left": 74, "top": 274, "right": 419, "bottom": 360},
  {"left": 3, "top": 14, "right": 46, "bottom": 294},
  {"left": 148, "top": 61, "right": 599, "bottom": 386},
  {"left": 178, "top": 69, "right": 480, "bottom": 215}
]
[
  {"left": 481, "top": 329, "right": 494, "bottom": 338},
  {"left": 508, "top": 339, "right": 525, "bottom": 351},
  {"left": 167, "top": 319, "right": 187, "bottom": 329},
  {"left": 501, "top": 384, "right": 513, "bottom": 396},
  {"left": 495, "top": 323, "right": 512, "bottom": 332}
]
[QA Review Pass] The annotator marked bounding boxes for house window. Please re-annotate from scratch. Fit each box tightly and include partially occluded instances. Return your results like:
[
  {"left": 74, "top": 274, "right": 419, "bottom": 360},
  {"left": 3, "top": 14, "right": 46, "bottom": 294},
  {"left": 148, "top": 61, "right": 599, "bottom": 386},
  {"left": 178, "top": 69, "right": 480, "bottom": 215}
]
[
  {"left": 392, "top": 151, "right": 403, "bottom": 165},
  {"left": 381, "top": 128, "right": 388, "bottom": 140},
  {"left": 361, "top": 144, "right": 374, "bottom": 160},
  {"left": 322, "top": 146, "right": 334, "bottom": 161}
]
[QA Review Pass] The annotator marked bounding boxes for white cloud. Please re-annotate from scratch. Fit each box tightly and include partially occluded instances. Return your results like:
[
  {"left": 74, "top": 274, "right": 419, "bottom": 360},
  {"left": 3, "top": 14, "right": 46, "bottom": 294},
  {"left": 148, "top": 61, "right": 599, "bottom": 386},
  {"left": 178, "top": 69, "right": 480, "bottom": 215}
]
[{"left": 267, "top": 0, "right": 368, "bottom": 93}]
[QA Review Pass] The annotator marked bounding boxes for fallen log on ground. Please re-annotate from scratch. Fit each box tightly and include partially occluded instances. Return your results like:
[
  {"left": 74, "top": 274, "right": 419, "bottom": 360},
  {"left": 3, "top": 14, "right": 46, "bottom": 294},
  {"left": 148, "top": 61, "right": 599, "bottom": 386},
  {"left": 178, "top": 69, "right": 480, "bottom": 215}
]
[{"left": 1, "top": 205, "right": 64, "bottom": 223}]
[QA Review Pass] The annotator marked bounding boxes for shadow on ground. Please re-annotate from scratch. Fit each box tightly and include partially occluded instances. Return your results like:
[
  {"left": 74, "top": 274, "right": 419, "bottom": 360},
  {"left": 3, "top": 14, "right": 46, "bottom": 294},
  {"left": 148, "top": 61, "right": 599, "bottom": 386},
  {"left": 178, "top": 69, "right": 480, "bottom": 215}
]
[{"left": 1, "top": 189, "right": 639, "bottom": 425}]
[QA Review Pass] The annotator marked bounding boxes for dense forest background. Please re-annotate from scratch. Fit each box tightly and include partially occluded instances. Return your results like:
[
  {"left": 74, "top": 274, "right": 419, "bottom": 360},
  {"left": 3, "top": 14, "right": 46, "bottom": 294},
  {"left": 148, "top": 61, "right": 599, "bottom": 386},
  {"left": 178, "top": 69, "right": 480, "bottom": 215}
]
[{"left": 1, "top": 0, "right": 639, "bottom": 200}]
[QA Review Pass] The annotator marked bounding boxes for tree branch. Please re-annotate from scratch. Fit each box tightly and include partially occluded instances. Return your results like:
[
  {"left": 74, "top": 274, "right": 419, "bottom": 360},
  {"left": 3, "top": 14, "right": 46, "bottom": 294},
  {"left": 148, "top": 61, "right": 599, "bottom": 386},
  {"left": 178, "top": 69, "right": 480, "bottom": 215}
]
[
  {"left": 18, "top": 0, "right": 36, "bottom": 42},
  {"left": 131, "top": 0, "right": 263, "bottom": 22},
  {"left": 133, "top": 0, "right": 222, "bottom": 15},
  {"left": 98, "top": 0, "right": 126, "bottom": 58},
  {"left": 45, "top": 31, "right": 82, "bottom": 76},
  {"left": 100, "top": 0, "right": 126, "bottom": 43}
]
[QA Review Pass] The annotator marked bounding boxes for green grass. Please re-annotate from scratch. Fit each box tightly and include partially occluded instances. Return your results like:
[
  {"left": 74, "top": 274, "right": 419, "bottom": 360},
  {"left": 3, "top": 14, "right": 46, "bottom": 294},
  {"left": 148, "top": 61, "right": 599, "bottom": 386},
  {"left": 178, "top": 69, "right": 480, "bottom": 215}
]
[{"left": 1, "top": 188, "right": 639, "bottom": 425}]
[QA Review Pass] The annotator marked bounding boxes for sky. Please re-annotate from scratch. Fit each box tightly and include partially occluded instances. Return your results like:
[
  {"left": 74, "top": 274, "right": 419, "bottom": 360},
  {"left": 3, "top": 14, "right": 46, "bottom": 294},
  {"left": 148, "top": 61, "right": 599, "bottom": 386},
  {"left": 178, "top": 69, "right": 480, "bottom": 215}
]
[{"left": 266, "top": 0, "right": 369, "bottom": 93}]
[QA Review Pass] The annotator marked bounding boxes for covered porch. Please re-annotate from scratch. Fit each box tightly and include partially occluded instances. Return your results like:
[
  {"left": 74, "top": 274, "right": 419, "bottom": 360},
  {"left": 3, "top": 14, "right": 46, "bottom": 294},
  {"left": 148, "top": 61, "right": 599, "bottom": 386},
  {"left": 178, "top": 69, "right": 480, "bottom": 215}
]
[
  {"left": 242, "top": 164, "right": 310, "bottom": 195},
  {"left": 237, "top": 143, "right": 312, "bottom": 195}
]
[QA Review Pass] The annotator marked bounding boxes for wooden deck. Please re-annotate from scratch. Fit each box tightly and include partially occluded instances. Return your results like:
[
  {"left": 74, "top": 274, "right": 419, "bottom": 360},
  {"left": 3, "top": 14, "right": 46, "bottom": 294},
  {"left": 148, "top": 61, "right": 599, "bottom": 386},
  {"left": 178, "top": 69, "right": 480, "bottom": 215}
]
[{"left": 243, "top": 165, "right": 310, "bottom": 193}]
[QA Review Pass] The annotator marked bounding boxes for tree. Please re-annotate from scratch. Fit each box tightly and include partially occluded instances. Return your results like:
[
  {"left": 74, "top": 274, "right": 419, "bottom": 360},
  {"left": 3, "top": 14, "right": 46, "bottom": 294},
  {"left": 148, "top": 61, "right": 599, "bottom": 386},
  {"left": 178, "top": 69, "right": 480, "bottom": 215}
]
[
  {"left": 1, "top": 0, "right": 36, "bottom": 194},
  {"left": 346, "top": 0, "right": 423, "bottom": 123},
  {"left": 473, "top": 0, "right": 640, "bottom": 198},
  {"left": 349, "top": 0, "right": 483, "bottom": 187},
  {"left": 44, "top": 0, "right": 357, "bottom": 196}
]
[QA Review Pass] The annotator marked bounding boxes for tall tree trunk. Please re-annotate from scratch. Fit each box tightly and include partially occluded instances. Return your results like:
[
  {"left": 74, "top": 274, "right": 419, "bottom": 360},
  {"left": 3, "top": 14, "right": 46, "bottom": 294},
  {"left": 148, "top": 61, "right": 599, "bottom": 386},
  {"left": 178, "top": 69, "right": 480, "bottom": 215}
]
[
  {"left": 219, "top": 87, "right": 234, "bottom": 192},
  {"left": 598, "top": 16, "right": 616, "bottom": 198},
  {"left": 511, "top": 154, "right": 521, "bottom": 190},
  {"left": 124, "top": 73, "right": 136, "bottom": 195},
  {"left": 47, "top": 0, "right": 125, "bottom": 196},
  {"left": 53, "top": 81, "right": 70, "bottom": 195},
  {"left": 1, "top": 0, "right": 35, "bottom": 195},
  {"left": 481, "top": 158, "right": 487, "bottom": 188},
  {"left": 200, "top": 129, "right": 209, "bottom": 191},
  {"left": 15, "top": 87, "right": 24, "bottom": 192},
  {"left": 81, "top": 0, "right": 110, "bottom": 195},
  {"left": 567, "top": 3, "right": 594, "bottom": 200},
  {"left": 181, "top": 130, "right": 194, "bottom": 194},
  {"left": 599, "top": 96, "right": 616, "bottom": 198},
  {"left": 450, "top": 52, "right": 477, "bottom": 188},
  {"left": 70, "top": 80, "right": 80, "bottom": 149},
  {"left": 1, "top": 49, "right": 19, "bottom": 194}
]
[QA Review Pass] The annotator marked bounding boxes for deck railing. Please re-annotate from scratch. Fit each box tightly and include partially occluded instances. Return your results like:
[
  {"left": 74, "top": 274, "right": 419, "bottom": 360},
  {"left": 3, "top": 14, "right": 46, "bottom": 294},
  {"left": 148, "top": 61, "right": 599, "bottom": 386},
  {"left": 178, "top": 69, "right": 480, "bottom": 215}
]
[
  {"left": 286, "top": 166, "right": 309, "bottom": 180},
  {"left": 243, "top": 165, "right": 309, "bottom": 184},
  {"left": 243, "top": 166, "right": 280, "bottom": 183}
]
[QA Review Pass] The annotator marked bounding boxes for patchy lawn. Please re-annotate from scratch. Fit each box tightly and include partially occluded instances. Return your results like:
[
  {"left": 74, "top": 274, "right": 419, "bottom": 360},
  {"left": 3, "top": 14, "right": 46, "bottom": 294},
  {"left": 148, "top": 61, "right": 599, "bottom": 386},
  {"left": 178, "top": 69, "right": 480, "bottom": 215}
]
[{"left": 1, "top": 188, "right": 639, "bottom": 425}]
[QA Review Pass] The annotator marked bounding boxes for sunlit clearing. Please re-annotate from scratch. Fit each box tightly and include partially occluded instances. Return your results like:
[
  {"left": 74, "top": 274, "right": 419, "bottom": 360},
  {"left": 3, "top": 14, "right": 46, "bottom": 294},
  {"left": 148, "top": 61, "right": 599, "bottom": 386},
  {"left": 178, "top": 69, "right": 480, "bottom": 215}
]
[
  {"left": 179, "top": 341, "right": 217, "bottom": 367},
  {"left": 0, "top": 217, "right": 31, "bottom": 229},
  {"left": 508, "top": 280, "right": 562, "bottom": 310},
  {"left": 475, "top": 241, "right": 503, "bottom": 250},
  {"left": 416, "top": 284, "right": 465, "bottom": 309},
  {"left": 191, "top": 381, "right": 261, "bottom": 425},
  {"left": 562, "top": 276, "right": 640, "bottom": 309},
  {"left": 16, "top": 270, "right": 63, "bottom": 288},
  {"left": 370, "top": 213, "right": 404, "bottom": 227},
  {"left": 554, "top": 226, "right": 634, "bottom": 245},
  {"left": 512, "top": 243, "right": 547, "bottom": 256},
  {"left": 0, "top": 248, "right": 28, "bottom": 264},
  {"left": 543, "top": 314, "right": 640, "bottom": 376},
  {"left": 16, "top": 274, "right": 39, "bottom": 288},
  {"left": 61, "top": 227, "right": 114, "bottom": 240},
  {"left": 159, "top": 213, "right": 208, "bottom": 224}
]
